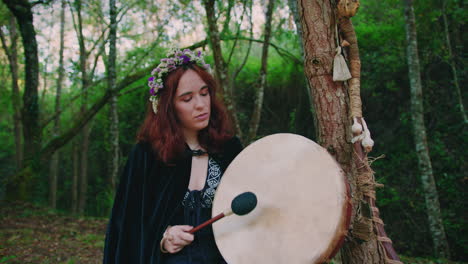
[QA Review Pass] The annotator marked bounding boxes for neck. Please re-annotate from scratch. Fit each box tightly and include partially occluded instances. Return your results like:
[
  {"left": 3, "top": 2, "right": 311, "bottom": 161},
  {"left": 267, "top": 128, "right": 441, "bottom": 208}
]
[{"left": 183, "top": 129, "right": 200, "bottom": 149}]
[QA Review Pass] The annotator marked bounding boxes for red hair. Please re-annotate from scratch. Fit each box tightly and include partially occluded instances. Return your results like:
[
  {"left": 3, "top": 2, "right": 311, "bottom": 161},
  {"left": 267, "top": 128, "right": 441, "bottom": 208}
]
[{"left": 137, "top": 64, "right": 233, "bottom": 163}]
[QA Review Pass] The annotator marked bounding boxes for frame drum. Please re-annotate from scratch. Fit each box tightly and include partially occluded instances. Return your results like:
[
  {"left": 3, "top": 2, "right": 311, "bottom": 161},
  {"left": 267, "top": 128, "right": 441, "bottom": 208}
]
[{"left": 212, "top": 134, "right": 351, "bottom": 263}]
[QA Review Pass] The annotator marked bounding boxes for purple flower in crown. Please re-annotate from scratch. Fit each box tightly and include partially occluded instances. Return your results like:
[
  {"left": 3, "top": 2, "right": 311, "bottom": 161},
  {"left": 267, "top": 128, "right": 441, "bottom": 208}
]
[
  {"left": 180, "top": 55, "right": 190, "bottom": 64},
  {"left": 197, "top": 51, "right": 202, "bottom": 57},
  {"left": 148, "top": 76, "right": 155, "bottom": 82},
  {"left": 149, "top": 87, "right": 156, "bottom": 96}
]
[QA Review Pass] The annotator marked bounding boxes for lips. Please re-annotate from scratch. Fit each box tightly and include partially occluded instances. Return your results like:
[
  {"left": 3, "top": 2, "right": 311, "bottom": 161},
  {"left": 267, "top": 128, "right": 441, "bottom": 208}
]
[{"left": 195, "top": 113, "right": 209, "bottom": 121}]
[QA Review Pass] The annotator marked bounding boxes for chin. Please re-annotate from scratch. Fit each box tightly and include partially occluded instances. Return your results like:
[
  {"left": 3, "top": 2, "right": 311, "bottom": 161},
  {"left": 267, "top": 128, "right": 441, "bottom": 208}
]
[{"left": 196, "top": 121, "right": 209, "bottom": 131}]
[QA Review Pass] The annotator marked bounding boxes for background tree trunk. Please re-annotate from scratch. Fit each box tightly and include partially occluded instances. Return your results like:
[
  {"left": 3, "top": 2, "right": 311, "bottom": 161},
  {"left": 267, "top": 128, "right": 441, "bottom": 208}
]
[
  {"left": 49, "top": 0, "right": 66, "bottom": 209},
  {"left": 441, "top": 0, "right": 466, "bottom": 124},
  {"left": 247, "top": 0, "right": 274, "bottom": 142},
  {"left": 403, "top": 0, "right": 450, "bottom": 258},
  {"left": 202, "top": 0, "right": 242, "bottom": 139},
  {"left": 3, "top": 0, "right": 41, "bottom": 201},
  {"left": 74, "top": 0, "right": 91, "bottom": 215},
  {"left": 108, "top": 0, "right": 119, "bottom": 191},
  {"left": 0, "top": 14, "right": 23, "bottom": 171},
  {"left": 72, "top": 139, "right": 79, "bottom": 214},
  {"left": 287, "top": 0, "right": 316, "bottom": 133}
]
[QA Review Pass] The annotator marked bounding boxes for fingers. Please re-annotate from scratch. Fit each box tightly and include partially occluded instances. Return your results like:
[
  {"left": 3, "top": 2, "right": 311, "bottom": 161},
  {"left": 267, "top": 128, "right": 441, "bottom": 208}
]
[
  {"left": 178, "top": 225, "right": 194, "bottom": 232},
  {"left": 164, "top": 225, "right": 194, "bottom": 253},
  {"left": 164, "top": 239, "right": 182, "bottom": 254}
]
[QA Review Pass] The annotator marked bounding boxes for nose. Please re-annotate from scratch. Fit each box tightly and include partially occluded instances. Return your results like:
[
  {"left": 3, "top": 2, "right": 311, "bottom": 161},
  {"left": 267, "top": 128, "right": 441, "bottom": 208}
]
[{"left": 194, "top": 95, "right": 205, "bottom": 109}]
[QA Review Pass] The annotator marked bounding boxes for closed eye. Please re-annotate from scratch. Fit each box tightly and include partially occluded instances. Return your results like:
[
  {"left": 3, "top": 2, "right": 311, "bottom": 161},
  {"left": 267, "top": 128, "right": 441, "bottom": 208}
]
[{"left": 200, "top": 87, "right": 209, "bottom": 96}]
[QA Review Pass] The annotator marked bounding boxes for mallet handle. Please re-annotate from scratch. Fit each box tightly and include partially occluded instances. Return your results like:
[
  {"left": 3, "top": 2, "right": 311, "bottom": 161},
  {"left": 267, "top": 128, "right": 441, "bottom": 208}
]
[{"left": 188, "top": 212, "right": 225, "bottom": 234}]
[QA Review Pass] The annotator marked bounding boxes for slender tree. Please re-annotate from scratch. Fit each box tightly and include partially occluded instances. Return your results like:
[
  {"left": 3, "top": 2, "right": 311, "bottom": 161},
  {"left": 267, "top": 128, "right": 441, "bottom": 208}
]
[
  {"left": 441, "top": 0, "right": 466, "bottom": 124},
  {"left": 202, "top": 0, "right": 242, "bottom": 139},
  {"left": 247, "top": 0, "right": 274, "bottom": 143},
  {"left": 0, "top": 13, "right": 23, "bottom": 171},
  {"left": 72, "top": 139, "right": 79, "bottom": 214},
  {"left": 287, "top": 0, "right": 316, "bottom": 129},
  {"left": 72, "top": 0, "right": 92, "bottom": 215},
  {"left": 49, "top": 0, "right": 66, "bottom": 209},
  {"left": 403, "top": 0, "right": 450, "bottom": 258},
  {"left": 3, "top": 0, "right": 41, "bottom": 200},
  {"left": 108, "top": 0, "right": 119, "bottom": 190}
]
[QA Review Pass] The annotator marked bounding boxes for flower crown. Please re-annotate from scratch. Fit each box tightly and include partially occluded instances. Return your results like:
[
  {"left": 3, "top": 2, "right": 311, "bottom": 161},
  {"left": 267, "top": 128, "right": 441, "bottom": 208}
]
[{"left": 147, "top": 48, "right": 211, "bottom": 114}]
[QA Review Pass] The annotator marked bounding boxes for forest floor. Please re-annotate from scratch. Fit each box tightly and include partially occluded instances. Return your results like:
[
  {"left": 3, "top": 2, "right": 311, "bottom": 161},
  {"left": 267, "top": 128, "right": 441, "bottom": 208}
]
[
  {"left": 0, "top": 201, "right": 466, "bottom": 264},
  {"left": 0, "top": 201, "right": 106, "bottom": 264}
]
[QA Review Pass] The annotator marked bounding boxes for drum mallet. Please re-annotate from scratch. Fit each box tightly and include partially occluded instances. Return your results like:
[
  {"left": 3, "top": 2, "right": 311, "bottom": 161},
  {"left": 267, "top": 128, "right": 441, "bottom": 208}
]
[{"left": 189, "top": 191, "right": 257, "bottom": 234}]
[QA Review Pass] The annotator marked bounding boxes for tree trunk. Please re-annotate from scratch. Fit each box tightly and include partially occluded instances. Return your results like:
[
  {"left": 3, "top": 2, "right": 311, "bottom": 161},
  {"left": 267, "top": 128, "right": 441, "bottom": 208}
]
[
  {"left": 75, "top": 0, "right": 91, "bottom": 215},
  {"left": 297, "top": 1, "right": 400, "bottom": 263},
  {"left": 403, "top": 0, "right": 450, "bottom": 258},
  {"left": 247, "top": 0, "right": 274, "bottom": 142},
  {"left": 40, "top": 56, "right": 49, "bottom": 107},
  {"left": 49, "top": 0, "right": 66, "bottom": 209},
  {"left": 441, "top": 0, "right": 466, "bottom": 124},
  {"left": 3, "top": 0, "right": 41, "bottom": 201},
  {"left": 72, "top": 140, "right": 79, "bottom": 214},
  {"left": 202, "top": 0, "right": 242, "bottom": 139},
  {"left": 108, "top": 0, "right": 119, "bottom": 190},
  {"left": 78, "top": 123, "right": 90, "bottom": 215},
  {"left": 287, "top": 0, "right": 316, "bottom": 133},
  {"left": 0, "top": 14, "right": 23, "bottom": 171}
]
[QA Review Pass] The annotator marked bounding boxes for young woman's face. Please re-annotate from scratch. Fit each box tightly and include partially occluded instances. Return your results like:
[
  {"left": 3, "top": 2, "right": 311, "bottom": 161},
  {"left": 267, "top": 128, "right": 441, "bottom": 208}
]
[{"left": 173, "top": 69, "right": 211, "bottom": 135}]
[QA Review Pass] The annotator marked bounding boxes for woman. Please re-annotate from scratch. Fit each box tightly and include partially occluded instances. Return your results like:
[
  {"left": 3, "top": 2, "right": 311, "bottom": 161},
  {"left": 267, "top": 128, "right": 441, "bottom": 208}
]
[{"left": 103, "top": 48, "right": 243, "bottom": 264}]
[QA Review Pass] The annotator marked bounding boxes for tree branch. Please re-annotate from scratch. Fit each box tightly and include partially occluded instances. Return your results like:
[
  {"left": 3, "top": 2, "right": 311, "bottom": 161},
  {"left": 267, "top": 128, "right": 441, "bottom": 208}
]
[{"left": 31, "top": 0, "right": 54, "bottom": 7}]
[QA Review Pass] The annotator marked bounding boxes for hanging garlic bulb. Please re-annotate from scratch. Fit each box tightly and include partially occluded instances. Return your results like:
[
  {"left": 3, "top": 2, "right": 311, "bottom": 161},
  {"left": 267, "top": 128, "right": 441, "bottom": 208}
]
[
  {"left": 352, "top": 117, "right": 363, "bottom": 134},
  {"left": 361, "top": 118, "right": 374, "bottom": 152}
]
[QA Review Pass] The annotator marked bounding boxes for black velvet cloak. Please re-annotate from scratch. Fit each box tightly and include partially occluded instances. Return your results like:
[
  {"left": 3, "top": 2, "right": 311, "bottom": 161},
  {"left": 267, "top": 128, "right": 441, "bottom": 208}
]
[{"left": 103, "top": 137, "right": 243, "bottom": 264}]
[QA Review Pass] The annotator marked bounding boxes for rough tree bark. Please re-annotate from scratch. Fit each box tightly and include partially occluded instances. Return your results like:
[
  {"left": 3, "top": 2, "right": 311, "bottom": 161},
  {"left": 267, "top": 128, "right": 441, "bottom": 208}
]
[
  {"left": 404, "top": 0, "right": 450, "bottom": 258},
  {"left": 3, "top": 0, "right": 41, "bottom": 201},
  {"left": 0, "top": 14, "right": 23, "bottom": 171},
  {"left": 247, "top": 0, "right": 274, "bottom": 143},
  {"left": 297, "top": 0, "right": 401, "bottom": 263},
  {"left": 49, "top": 0, "right": 66, "bottom": 209},
  {"left": 108, "top": 0, "right": 119, "bottom": 190}
]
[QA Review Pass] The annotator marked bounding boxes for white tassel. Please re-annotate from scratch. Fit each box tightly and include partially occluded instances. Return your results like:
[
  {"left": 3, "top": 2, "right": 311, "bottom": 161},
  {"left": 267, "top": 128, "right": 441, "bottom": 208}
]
[{"left": 333, "top": 46, "right": 352, "bottom": 82}]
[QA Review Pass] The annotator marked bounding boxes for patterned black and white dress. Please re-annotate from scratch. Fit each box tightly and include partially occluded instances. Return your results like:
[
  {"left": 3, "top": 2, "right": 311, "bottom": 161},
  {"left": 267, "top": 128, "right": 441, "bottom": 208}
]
[{"left": 164, "top": 157, "right": 227, "bottom": 264}]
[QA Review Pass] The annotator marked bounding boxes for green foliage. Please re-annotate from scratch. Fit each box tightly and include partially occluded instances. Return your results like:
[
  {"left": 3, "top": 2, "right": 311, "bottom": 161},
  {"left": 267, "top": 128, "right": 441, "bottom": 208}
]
[{"left": 0, "top": 256, "right": 17, "bottom": 263}]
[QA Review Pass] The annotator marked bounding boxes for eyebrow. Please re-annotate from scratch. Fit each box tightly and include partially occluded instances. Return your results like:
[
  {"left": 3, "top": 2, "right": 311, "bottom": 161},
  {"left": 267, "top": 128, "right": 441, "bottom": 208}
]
[{"left": 177, "top": 85, "right": 209, "bottom": 98}]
